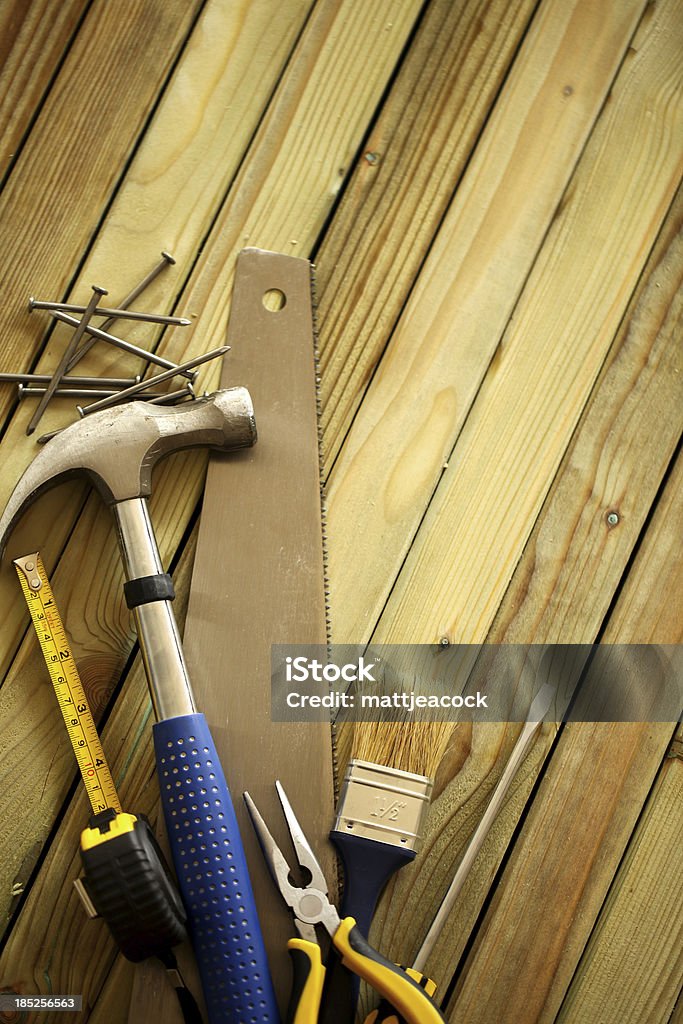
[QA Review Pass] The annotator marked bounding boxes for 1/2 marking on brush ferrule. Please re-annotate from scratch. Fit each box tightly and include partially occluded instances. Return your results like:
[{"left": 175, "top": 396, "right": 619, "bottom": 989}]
[{"left": 371, "top": 797, "right": 407, "bottom": 821}]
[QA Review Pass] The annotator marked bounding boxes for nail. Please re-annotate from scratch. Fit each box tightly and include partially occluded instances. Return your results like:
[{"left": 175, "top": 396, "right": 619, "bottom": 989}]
[
  {"left": 0, "top": 372, "right": 140, "bottom": 388},
  {"left": 73, "top": 383, "right": 196, "bottom": 411},
  {"left": 78, "top": 347, "right": 229, "bottom": 415},
  {"left": 65, "top": 250, "right": 176, "bottom": 371},
  {"left": 44, "top": 310, "right": 193, "bottom": 379},
  {"left": 146, "top": 383, "right": 196, "bottom": 404},
  {"left": 123, "top": 250, "right": 175, "bottom": 301},
  {"left": 19, "top": 385, "right": 173, "bottom": 400},
  {"left": 29, "top": 299, "right": 190, "bottom": 327},
  {"left": 26, "top": 286, "right": 107, "bottom": 435}
]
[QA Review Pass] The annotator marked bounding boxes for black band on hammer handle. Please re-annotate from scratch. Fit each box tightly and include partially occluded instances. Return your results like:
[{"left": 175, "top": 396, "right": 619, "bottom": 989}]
[{"left": 124, "top": 573, "right": 175, "bottom": 607}]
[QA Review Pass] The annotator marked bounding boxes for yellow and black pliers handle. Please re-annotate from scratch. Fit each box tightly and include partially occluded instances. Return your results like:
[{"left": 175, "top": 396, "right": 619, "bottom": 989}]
[
  {"left": 286, "top": 938, "right": 325, "bottom": 1024},
  {"left": 284, "top": 926, "right": 444, "bottom": 1024},
  {"left": 363, "top": 968, "right": 438, "bottom": 1024},
  {"left": 332, "top": 917, "right": 445, "bottom": 1024}
]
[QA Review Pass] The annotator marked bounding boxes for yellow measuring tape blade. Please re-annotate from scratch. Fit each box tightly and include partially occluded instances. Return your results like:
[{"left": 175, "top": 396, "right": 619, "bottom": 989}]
[{"left": 14, "top": 552, "right": 121, "bottom": 815}]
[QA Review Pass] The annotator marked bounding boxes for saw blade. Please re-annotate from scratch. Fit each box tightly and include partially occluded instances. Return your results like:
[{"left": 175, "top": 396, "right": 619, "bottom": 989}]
[{"left": 182, "top": 248, "right": 337, "bottom": 1010}]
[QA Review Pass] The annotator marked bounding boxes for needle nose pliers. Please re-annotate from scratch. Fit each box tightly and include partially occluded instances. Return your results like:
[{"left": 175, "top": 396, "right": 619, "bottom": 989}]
[{"left": 244, "top": 781, "right": 447, "bottom": 1024}]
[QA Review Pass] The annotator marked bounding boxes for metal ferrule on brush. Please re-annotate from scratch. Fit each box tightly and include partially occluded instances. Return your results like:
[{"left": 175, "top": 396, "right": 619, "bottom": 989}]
[{"left": 333, "top": 758, "right": 433, "bottom": 852}]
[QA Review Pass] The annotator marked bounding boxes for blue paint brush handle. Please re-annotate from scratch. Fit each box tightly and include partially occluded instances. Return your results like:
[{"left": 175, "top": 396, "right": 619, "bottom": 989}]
[
  {"left": 154, "top": 713, "right": 279, "bottom": 1024},
  {"left": 330, "top": 830, "right": 416, "bottom": 939},
  {"left": 331, "top": 829, "right": 415, "bottom": 1012}
]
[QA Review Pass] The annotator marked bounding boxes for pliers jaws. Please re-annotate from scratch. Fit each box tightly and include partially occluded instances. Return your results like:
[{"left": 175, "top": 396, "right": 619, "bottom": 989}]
[{"left": 244, "top": 780, "right": 340, "bottom": 943}]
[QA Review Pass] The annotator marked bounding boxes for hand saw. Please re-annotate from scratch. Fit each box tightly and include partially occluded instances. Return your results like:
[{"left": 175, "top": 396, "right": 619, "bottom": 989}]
[{"left": 179, "top": 249, "right": 337, "bottom": 1015}]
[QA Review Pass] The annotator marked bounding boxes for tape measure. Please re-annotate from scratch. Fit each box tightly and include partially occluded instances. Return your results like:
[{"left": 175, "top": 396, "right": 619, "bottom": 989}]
[
  {"left": 14, "top": 552, "right": 120, "bottom": 814},
  {"left": 15, "top": 551, "right": 188, "bottom": 965}
]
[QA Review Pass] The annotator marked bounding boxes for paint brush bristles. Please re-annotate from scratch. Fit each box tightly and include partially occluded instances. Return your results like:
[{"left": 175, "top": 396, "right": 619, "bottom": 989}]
[{"left": 351, "top": 719, "right": 454, "bottom": 778}]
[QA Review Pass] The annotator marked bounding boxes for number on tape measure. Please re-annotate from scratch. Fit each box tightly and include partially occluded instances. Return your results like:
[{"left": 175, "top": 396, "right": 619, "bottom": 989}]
[{"left": 14, "top": 552, "right": 121, "bottom": 815}]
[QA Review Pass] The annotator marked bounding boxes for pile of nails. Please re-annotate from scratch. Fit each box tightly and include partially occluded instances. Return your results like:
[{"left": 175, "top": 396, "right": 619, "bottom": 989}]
[{"left": 1, "top": 252, "right": 228, "bottom": 440}]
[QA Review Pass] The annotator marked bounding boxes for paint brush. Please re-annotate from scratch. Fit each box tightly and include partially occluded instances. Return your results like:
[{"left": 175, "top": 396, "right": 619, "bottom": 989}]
[
  {"left": 329, "top": 647, "right": 479, "bottom": 942},
  {"left": 330, "top": 718, "right": 454, "bottom": 940}
]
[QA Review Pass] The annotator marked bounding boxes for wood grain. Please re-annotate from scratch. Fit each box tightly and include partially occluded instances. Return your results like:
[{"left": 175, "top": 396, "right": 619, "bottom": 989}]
[
  {"left": 0, "top": 0, "right": 427, "bottom": 1010},
  {"left": 0, "top": 0, "right": 315, "bottom": 682},
  {"left": 448, "top": 722, "right": 677, "bottom": 1024},
  {"left": 87, "top": 955, "right": 135, "bottom": 1024},
  {"left": 0, "top": 634, "right": 160, "bottom": 1019},
  {"left": 325, "top": 0, "right": 647, "bottom": 643},
  {"left": 372, "top": 0, "right": 682, "bottom": 646},
  {"left": 596, "top": 455, "right": 683, "bottom": 645},
  {"left": 0, "top": 0, "right": 203, "bottom": 418},
  {"left": 0, "top": 0, "right": 89, "bottom": 184},
  {"left": 0, "top": 501, "right": 133, "bottom": 936},
  {"left": 557, "top": 726, "right": 683, "bottom": 1024},
  {"left": 0, "top": 0, "right": 212, "bottom": 704},
  {"left": 0, "top": 0, "right": 679, "bottom": 1019},
  {"left": 0, "top": 0, "right": 318, "bottom": 928},
  {"left": 349, "top": 19, "right": 682, "bottom": 986},
  {"left": 316, "top": 0, "right": 537, "bottom": 463}
]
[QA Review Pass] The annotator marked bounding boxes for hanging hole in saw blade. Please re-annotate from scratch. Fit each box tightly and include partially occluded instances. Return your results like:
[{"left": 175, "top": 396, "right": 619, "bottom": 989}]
[{"left": 262, "top": 287, "right": 286, "bottom": 312}]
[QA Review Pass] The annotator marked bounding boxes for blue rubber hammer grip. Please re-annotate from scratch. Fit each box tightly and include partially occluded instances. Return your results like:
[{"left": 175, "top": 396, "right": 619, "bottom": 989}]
[{"left": 154, "top": 713, "right": 279, "bottom": 1024}]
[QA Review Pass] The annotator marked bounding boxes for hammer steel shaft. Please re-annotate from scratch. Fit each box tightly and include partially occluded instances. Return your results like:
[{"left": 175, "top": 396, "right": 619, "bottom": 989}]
[{"left": 115, "top": 498, "right": 195, "bottom": 719}]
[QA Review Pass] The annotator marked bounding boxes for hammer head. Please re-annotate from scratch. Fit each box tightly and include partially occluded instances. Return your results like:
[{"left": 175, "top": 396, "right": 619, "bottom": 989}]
[{"left": 0, "top": 388, "right": 256, "bottom": 557}]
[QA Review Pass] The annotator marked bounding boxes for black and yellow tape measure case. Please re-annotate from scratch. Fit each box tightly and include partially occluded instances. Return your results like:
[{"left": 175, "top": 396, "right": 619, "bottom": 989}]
[{"left": 80, "top": 809, "right": 186, "bottom": 961}]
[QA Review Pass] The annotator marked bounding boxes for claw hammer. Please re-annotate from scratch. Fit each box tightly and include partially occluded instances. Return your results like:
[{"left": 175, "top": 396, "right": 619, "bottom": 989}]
[{"left": 0, "top": 391, "right": 279, "bottom": 1024}]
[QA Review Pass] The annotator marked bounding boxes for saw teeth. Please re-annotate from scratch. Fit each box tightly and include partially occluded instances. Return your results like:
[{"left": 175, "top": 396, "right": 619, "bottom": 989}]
[{"left": 309, "top": 259, "right": 338, "bottom": 803}]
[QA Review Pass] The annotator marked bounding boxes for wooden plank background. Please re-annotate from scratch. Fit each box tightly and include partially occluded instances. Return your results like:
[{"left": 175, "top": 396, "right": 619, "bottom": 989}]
[{"left": 0, "top": 1, "right": 680, "bottom": 1022}]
